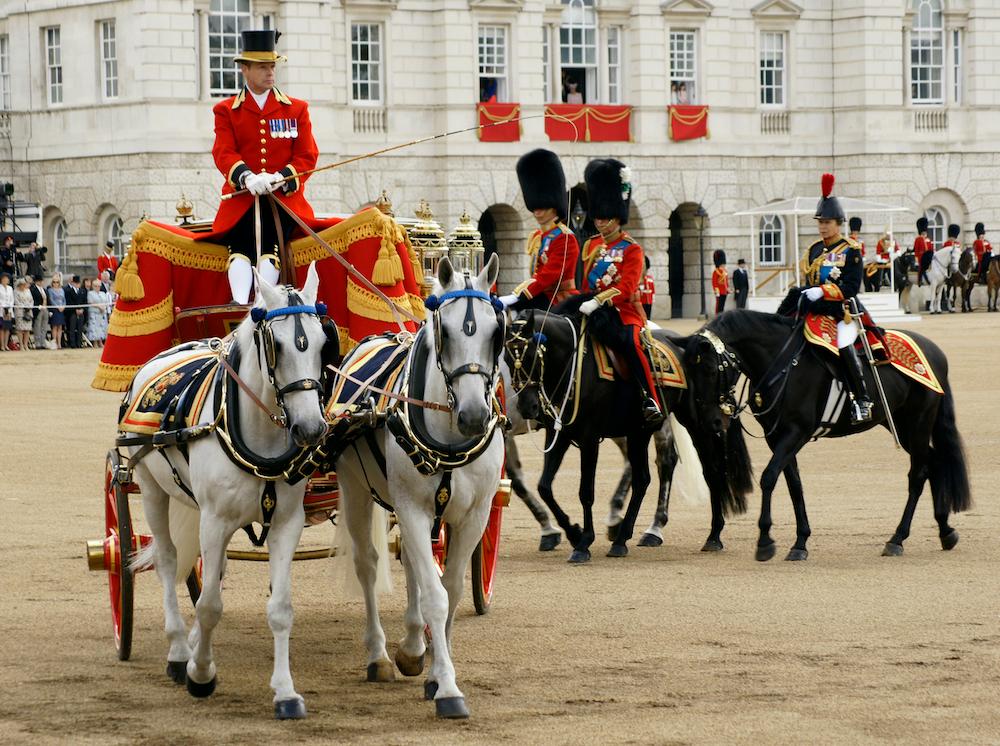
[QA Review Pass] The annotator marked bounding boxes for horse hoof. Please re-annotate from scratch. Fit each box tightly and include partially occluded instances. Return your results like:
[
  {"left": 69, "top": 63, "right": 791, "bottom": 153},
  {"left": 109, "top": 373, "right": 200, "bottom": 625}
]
[
  {"left": 394, "top": 649, "right": 425, "bottom": 677},
  {"left": 538, "top": 533, "right": 562, "bottom": 552},
  {"left": 366, "top": 659, "right": 395, "bottom": 682},
  {"left": 941, "top": 530, "right": 959, "bottom": 551},
  {"left": 637, "top": 533, "right": 663, "bottom": 548},
  {"left": 567, "top": 525, "right": 583, "bottom": 547},
  {"left": 755, "top": 543, "right": 776, "bottom": 562},
  {"left": 606, "top": 544, "right": 629, "bottom": 558},
  {"left": 424, "top": 680, "right": 439, "bottom": 701},
  {"left": 274, "top": 697, "right": 307, "bottom": 720},
  {"left": 186, "top": 673, "right": 217, "bottom": 698},
  {"left": 166, "top": 661, "right": 187, "bottom": 685},
  {"left": 784, "top": 548, "right": 808, "bottom": 561},
  {"left": 606, "top": 522, "right": 622, "bottom": 542},
  {"left": 882, "top": 542, "right": 904, "bottom": 557},
  {"left": 701, "top": 539, "right": 724, "bottom": 552},
  {"left": 567, "top": 549, "right": 591, "bottom": 564},
  {"left": 435, "top": 696, "right": 470, "bottom": 719}
]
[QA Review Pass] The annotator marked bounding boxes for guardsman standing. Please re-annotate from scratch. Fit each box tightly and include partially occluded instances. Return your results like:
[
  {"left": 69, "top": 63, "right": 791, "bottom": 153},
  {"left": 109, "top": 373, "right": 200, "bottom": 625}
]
[
  {"left": 208, "top": 29, "right": 319, "bottom": 303},
  {"left": 848, "top": 216, "right": 865, "bottom": 257},
  {"left": 711, "top": 249, "right": 729, "bottom": 315},
  {"left": 974, "top": 223, "right": 993, "bottom": 283},
  {"left": 799, "top": 174, "right": 873, "bottom": 424},
  {"left": 914, "top": 217, "right": 933, "bottom": 287},
  {"left": 500, "top": 149, "right": 578, "bottom": 310},
  {"left": 577, "top": 158, "right": 663, "bottom": 427}
]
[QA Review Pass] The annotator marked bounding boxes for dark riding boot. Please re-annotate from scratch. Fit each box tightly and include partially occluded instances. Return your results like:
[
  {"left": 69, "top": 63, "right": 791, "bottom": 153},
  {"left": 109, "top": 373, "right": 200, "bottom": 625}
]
[
  {"left": 839, "top": 344, "right": 873, "bottom": 424},
  {"left": 623, "top": 345, "right": 665, "bottom": 428}
]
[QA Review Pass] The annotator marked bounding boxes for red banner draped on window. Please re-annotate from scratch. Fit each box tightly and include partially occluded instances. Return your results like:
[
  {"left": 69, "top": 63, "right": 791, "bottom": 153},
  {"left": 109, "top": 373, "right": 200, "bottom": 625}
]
[
  {"left": 477, "top": 103, "right": 521, "bottom": 142},
  {"left": 544, "top": 104, "right": 632, "bottom": 142},
  {"left": 668, "top": 105, "right": 710, "bottom": 141}
]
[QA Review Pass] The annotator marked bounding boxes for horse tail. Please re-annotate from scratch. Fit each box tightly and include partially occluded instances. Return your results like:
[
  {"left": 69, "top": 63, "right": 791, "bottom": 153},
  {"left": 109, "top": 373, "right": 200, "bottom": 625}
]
[
  {"left": 129, "top": 499, "right": 202, "bottom": 585},
  {"left": 667, "top": 414, "right": 709, "bottom": 506},
  {"left": 722, "top": 421, "right": 753, "bottom": 516},
  {"left": 929, "top": 380, "right": 972, "bottom": 515}
]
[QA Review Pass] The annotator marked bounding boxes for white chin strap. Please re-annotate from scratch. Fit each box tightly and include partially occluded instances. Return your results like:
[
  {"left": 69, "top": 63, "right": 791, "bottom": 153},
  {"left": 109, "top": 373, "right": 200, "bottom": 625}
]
[
  {"left": 836, "top": 319, "right": 857, "bottom": 348},
  {"left": 257, "top": 257, "right": 280, "bottom": 287},
  {"left": 228, "top": 257, "right": 253, "bottom": 304}
]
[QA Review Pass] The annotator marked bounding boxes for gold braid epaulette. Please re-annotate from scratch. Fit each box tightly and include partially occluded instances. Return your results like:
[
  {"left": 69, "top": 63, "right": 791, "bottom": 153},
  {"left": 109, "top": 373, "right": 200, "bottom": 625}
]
[{"left": 107, "top": 292, "right": 175, "bottom": 337}]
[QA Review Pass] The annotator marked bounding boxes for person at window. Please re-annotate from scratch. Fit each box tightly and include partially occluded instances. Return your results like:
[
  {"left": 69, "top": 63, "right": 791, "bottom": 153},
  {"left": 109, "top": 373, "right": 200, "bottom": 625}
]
[
  {"left": 797, "top": 174, "right": 872, "bottom": 424},
  {"left": 577, "top": 158, "right": 664, "bottom": 427},
  {"left": 98, "top": 240, "right": 119, "bottom": 279},
  {"left": 204, "top": 29, "right": 319, "bottom": 303},
  {"left": 732, "top": 258, "right": 749, "bottom": 309},
  {"left": 0, "top": 273, "right": 13, "bottom": 352},
  {"left": 480, "top": 78, "right": 498, "bottom": 103},
  {"left": 565, "top": 78, "right": 583, "bottom": 104},
  {"left": 499, "top": 149, "right": 578, "bottom": 311},
  {"left": 973, "top": 223, "right": 993, "bottom": 284},
  {"left": 676, "top": 82, "right": 690, "bottom": 105},
  {"left": 711, "top": 250, "right": 729, "bottom": 315},
  {"left": 913, "top": 217, "right": 933, "bottom": 287},
  {"left": 639, "top": 256, "right": 655, "bottom": 318},
  {"left": 29, "top": 274, "right": 49, "bottom": 350},
  {"left": 670, "top": 81, "right": 679, "bottom": 105}
]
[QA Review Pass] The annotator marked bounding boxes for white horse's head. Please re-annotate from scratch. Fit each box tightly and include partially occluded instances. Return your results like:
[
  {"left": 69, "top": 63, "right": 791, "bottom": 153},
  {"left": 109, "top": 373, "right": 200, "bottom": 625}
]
[
  {"left": 427, "top": 254, "right": 502, "bottom": 438},
  {"left": 251, "top": 263, "right": 331, "bottom": 447}
]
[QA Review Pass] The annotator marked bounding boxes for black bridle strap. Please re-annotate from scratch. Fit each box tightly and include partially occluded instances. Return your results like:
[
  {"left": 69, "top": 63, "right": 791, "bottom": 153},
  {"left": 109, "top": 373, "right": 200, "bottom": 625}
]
[
  {"left": 241, "top": 481, "right": 278, "bottom": 547},
  {"left": 218, "top": 351, "right": 285, "bottom": 427}
]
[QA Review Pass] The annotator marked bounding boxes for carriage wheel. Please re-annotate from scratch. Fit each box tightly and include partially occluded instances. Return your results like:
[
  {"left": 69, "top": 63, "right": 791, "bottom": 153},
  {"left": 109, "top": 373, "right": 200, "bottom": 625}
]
[
  {"left": 472, "top": 501, "right": 503, "bottom": 615},
  {"left": 431, "top": 523, "right": 448, "bottom": 576},
  {"left": 104, "top": 451, "right": 135, "bottom": 661}
]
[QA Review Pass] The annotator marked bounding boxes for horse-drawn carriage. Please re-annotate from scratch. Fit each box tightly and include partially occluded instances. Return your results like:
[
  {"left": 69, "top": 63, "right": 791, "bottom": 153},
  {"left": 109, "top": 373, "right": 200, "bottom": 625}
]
[{"left": 86, "top": 196, "right": 510, "bottom": 664}]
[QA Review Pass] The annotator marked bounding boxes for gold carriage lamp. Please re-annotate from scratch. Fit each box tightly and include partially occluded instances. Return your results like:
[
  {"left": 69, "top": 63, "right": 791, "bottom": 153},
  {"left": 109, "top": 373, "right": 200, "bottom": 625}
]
[
  {"left": 409, "top": 199, "right": 447, "bottom": 297},
  {"left": 175, "top": 193, "right": 195, "bottom": 226},
  {"left": 447, "top": 210, "right": 485, "bottom": 275}
]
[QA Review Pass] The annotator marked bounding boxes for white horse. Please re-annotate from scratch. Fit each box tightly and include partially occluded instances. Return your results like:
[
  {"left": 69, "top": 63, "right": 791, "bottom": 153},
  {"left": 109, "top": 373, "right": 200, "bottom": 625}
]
[
  {"left": 925, "top": 244, "right": 959, "bottom": 314},
  {"left": 130, "top": 265, "right": 331, "bottom": 718},
  {"left": 335, "top": 255, "right": 505, "bottom": 719}
]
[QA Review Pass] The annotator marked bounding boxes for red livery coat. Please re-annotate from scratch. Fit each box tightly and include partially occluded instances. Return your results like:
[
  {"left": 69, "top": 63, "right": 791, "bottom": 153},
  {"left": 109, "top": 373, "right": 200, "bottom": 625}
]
[
  {"left": 913, "top": 235, "right": 933, "bottom": 262},
  {"left": 712, "top": 266, "right": 729, "bottom": 296},
  {"left": 973, "top": 238, "right": 992, "bottom": 264},
  {"left": 582, "top": 232, "right": 645, "bottom": 326},
  {"left": 208, "top": 87, "right": 319, "bottom": 239},
  {"left": 97, "top": 253, "right": 119, "bottom": 276},
  {"left": 519, "top": 223, "right": 579, "bottom": 304}
]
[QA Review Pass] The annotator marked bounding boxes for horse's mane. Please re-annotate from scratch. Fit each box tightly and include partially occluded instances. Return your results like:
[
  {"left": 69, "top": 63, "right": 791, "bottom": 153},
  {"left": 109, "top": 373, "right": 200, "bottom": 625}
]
[{"left": 706, "top": 309, "right": 795, "bottom": 340}]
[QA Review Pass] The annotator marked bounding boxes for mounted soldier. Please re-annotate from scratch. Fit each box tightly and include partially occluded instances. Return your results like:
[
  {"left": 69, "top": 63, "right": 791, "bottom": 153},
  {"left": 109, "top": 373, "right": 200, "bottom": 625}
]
[
  {"left": 974, "top": 223, "right": 993, "bottom": 283},
  {"left": 576, "top": 158, "right": 663, "bottom": 427},
  {"left": 914, "top": 216, "right": 933, "bottom": 287},
  {"left": 796, "top": 174, "right": 873, "bottom": 424},
  {"left": 500, "top": 149, "right": 578, "bottom": 311},
  {"left": 205, "top": 29, "right": 320, "bottom": 303}
]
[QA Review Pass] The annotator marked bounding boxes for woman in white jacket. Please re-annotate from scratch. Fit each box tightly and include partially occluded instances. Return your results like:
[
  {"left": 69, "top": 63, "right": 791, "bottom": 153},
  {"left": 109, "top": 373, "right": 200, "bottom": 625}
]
[{"left": 0, "top": 272, "right": 13, "bottom": 351}]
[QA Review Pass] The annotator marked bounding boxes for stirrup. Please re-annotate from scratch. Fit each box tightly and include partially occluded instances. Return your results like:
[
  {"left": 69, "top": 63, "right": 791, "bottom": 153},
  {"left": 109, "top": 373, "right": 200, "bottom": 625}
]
[
  {"left": 642, "top": 397, "right": 665, "bottom": 426},
  {"left": 851, "top": 399, "right": 873, "bottom": 424}
]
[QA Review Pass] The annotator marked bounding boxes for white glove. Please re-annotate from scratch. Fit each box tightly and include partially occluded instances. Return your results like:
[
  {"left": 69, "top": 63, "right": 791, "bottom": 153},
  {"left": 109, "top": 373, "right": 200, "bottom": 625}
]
[
  {"left": 803, "top": 287, "right": 824, "bottom": 301},
  {"left": 266, "top": 172, "right": 286, "bottom": 193},
  {"left": 580, "top": 299, "right": 600, "bottom": 316},
  {"left": 829, "top": 266, "right": 842, "bottom": 280},
  {"left": 499, "top": 294, "right": 519, "bottom": 308},
  {"left": 243, "top": 172, "right": 271, "bottom": 196}
]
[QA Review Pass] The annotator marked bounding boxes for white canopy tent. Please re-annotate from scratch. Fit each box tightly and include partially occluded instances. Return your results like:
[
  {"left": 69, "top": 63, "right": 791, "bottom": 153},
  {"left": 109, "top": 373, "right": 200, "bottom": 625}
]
[{"left": 734, "top": 197, "right": 910, "bottom": 296}]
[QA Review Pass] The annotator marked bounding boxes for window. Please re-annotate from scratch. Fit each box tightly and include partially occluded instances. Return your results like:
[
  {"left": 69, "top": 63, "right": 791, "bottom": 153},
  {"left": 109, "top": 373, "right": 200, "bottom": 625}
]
[
  {"left": 478, "top": 26, "right": 507, "bottom": 103},
  {"left": 924, "top": 207, "right": 946, "bottom": 248},
  {"left": 607, "top": 27, "right": 621, "bottom": 105},
  {"left": 100, "top": 20, "right": 119, "bottom": 100},
  {"left": 208, "top": 0, "right": 252, "bottom": 97},
  {"left": 669, "top": 30, "right": 697, "bottom": 104},
  {"left": 759, "top": 215, "right": 784, "bottom": 266},
  {"left": 351, "top": 23, "right": 383, "bottom": 104},
  {"left": 260, "top": 14, "right": 273, "bottom": 30},
  {"left": 759, "top": 31, "right": 785, "bottom": 106},
  {"left": 560, "top": 0, "right": 597, "bottom": 103},
  {"left": 543, "top": 28, "right": 551, "bottom": 102},
  {"left": 54, "top": 218, "right": 68, "bottom": 263},
  {"left": 911, "top": 0, "right": 944, "bottom": 104},
  {"left": 45, "top": 26, "right": 62, "bottom": 105},
  {"left": 952, "top": 28, "right": 962, "bottom": 105},
  {"left": 107, "top": 216, "right": 126, "bottom": 254},
  {"left": 0, "top": 35, "right": 9, "bottom": 110}
]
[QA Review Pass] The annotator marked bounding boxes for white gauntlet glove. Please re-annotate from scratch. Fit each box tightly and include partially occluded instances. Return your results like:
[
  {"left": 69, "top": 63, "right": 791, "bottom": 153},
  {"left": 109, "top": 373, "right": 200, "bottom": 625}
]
[
  {"left": 498, "top": 294, "right": 519, "bottom": 308},
  {"left": 266, "top": 172, "right": 286, "bottom": 193},
  {"left": 243, "top": 172, "right": 272, "bottom": 196},
  {"left": 803, "top": 287, "right": 824, "bottom": 302},
  {"left": 580, "top": 298, "right": 601, "bottom": 316}
]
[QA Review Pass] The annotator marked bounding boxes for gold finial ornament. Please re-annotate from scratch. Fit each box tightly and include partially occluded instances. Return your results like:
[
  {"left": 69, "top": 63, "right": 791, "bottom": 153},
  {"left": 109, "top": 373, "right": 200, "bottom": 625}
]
[
  {"left": 175, "top": 193, "right": 195, "bottom": 225},
  {"left": 375, "top": 190, "right": 394, "bottom": 216},
  {"left": 447, "top": 209, "right": 485, "bottom": 273}
]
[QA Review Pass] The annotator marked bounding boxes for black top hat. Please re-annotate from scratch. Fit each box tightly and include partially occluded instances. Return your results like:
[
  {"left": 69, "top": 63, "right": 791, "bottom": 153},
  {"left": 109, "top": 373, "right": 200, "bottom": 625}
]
[
  {"left": 947, "top": 224, "right": 960, "bottom": 239},
  {"left": 848, "top": 216, "right": 862, "bottom": 233},
  {"left": 814, "top": 174, "right": 845, "bottom": 222},
  {"left": 516, "top": 149, "right": 568, "bottom": 223},
  {"left": 234, "top": 30, "right": 287, "bottom": 64},
  {"left": 737, "top": 258, "right": 746, "bottom": 265},
  {"left": 975, "top": 222, "right": 985, "bottom": 236},
  {"left": 713, "top": 249, "right": 727, "bottom": 267},
  {"left": 105, "top": 240, "right": 114, "bottom": 249},
  {"left": 916, "top": 216, "right": 929, "bottom": 233},
  {"left": 584, "top": 158, "right": 631, "bottom": 225}
]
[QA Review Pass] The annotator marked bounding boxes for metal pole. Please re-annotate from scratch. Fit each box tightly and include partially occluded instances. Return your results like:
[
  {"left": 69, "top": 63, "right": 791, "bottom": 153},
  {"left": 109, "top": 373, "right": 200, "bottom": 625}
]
[
  {"left": 698, "top": 221, "right": 706, "bottom": 319},
  {"left": 749, "top": 215, "right": 756, "bottom": 298}
]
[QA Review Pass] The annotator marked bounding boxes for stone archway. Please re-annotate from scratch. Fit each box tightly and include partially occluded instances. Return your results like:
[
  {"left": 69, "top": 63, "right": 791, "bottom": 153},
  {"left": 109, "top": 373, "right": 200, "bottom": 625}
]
[
  {"left": 667, "top": 202, "right": 712, "bottom": 318},
  {"left": 477, "top": 204, "right": 523, "bottom": 293}
]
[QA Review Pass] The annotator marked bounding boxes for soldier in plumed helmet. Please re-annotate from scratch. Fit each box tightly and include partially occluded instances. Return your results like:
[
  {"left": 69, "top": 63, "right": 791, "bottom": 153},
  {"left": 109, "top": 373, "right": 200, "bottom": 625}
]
[
  {"left": 795, "top": 174, "right": 873, "bottom": 424},
  {"left": 711, "top": 249, "right": 729, "bottom": 315},
  {"left": 499, "top": 149, "right": 579, "bottom": 310},
  {"left": 575, "top": 158, "right": 663, "bottom": 427},
  {"left": 913, "top": 216, "right": 933, "bottom": 287},
  {"left": 974, "top": 223, "right": 994, "bottom": 283}
]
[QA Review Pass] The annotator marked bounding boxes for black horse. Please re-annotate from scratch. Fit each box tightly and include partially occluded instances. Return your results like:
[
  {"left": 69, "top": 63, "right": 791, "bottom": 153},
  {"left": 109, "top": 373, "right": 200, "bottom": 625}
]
[
  {"left": 683, "top": 309, "right": 971, "bottom": 561},
  {"left": 507, "top": 307, "right": 752, "bottom": 562}
]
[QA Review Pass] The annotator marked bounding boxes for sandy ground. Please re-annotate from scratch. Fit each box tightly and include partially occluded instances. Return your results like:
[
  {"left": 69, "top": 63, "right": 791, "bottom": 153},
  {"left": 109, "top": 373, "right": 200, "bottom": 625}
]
[{"left": 0, "top": 312, "right": 998, "bottom": 745}]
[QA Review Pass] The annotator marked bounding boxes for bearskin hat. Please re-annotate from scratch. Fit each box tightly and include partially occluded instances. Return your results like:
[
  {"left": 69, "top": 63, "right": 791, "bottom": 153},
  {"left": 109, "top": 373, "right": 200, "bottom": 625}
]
[
  {"left": 848, "top": 216, "right": 862, "bottom": 233},
  {"left": 814, "top": 173, "right": 845, "bottom": 223},
  {"left": 975, "top": 222, "right": 985, "bottom": 236},
  {"left": 948, "top": 223, "right": 960, "bottom": 239},
  {"left": 516, "top": 149, "right": 568, "bottom": 223},
  {"left": 584, "top": 158, "right": 631, "bottom": 226},
  {"left": 713, "top": 249, "right": 727, "bottom": 267},
  {"left": 916, "top": 216, "right": 929, "bottom": 233}
]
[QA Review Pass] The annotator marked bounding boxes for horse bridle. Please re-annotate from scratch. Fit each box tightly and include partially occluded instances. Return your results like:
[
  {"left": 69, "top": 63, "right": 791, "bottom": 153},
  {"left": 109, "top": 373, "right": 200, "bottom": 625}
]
[{"left": 505, "top": 314, "right": 576, "bottom": 426}]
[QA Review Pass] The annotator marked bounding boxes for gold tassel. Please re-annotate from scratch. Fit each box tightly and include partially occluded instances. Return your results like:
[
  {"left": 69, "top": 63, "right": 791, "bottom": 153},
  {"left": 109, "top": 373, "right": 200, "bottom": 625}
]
[
  {"left": 115, "top": 247, "right": 145, "bottom": 301},
  {"left": 372, "top": 237, "right": 397, "bottom": 287}
]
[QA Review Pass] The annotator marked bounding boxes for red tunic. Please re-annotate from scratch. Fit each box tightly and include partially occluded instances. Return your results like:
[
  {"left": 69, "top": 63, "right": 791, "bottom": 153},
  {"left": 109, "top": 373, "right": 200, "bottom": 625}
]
[
  {"left": 207, "top": 87, "right": 319, "bottom": 239},
  {"left": 712, "top": 266, "right": 729, "bottom": 296},
  {"left": 582, "top": 232, "right": 645, "bottom": 326},
  {"left": 519, "top": 223, "right": 579, "bottom": 304},
  {"left": 973, "top": 238, "right": 992, "bottom": 263},
  {"left": 913, "top": 235, "right": 933, "bottom": 262},
  {"left": 97, "top": 253, "right": 119, "bottom": 276},
  {"left": 875, "top": 238, "right": 896, "bottom": 262},
  {"left": 639, "top": 271, "right": 655, "bottom": 306}
]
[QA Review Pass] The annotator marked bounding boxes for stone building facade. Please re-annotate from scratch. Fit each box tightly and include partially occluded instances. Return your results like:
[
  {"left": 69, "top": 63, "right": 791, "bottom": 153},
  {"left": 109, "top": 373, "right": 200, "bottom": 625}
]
[{"left": 1, "top": 0, "right": 998, "bottom": 316}]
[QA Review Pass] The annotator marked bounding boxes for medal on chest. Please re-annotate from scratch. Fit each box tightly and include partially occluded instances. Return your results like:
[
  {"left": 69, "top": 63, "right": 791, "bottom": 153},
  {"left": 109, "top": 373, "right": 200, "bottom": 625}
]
[{"left": 269, "top": 118, "right": 299, "bottom": 139}]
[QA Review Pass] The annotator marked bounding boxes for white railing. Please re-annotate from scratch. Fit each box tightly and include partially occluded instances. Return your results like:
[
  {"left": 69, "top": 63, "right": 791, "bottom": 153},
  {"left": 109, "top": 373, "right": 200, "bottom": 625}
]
[
  {"left": 914, "top": 108, "right": 948, "bottom": 132},
  {"left": 352, "top": 106, "right": 387, "bottom": 135},
  {"left": 760, "top": 110, "right": 789, "bottom": 135}
]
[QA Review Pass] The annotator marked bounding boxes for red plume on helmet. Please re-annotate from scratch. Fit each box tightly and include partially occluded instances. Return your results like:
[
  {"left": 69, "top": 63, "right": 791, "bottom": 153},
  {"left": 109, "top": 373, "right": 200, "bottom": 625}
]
[{"left": 821, "top": 173, "right": 835, "bottom": 199}]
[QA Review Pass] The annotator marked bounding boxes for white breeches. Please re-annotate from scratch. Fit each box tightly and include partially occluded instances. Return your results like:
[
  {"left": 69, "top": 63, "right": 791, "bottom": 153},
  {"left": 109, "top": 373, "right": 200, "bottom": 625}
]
[
  {"left": 227, "top": 255, "right": 280, "bottom": 304},
  {"left": 836, "top": 319, "right": 857, "bottom": 348}
]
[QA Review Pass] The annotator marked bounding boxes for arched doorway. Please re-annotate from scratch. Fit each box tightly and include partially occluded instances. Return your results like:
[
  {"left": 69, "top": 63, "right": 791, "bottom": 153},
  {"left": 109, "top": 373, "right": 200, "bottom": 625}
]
[
  {"left": 477, "top": 204, "right": 523, "bottom": 292},
  {"left": 667, "top": 202, "right": 712, "bottom": 318}
]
